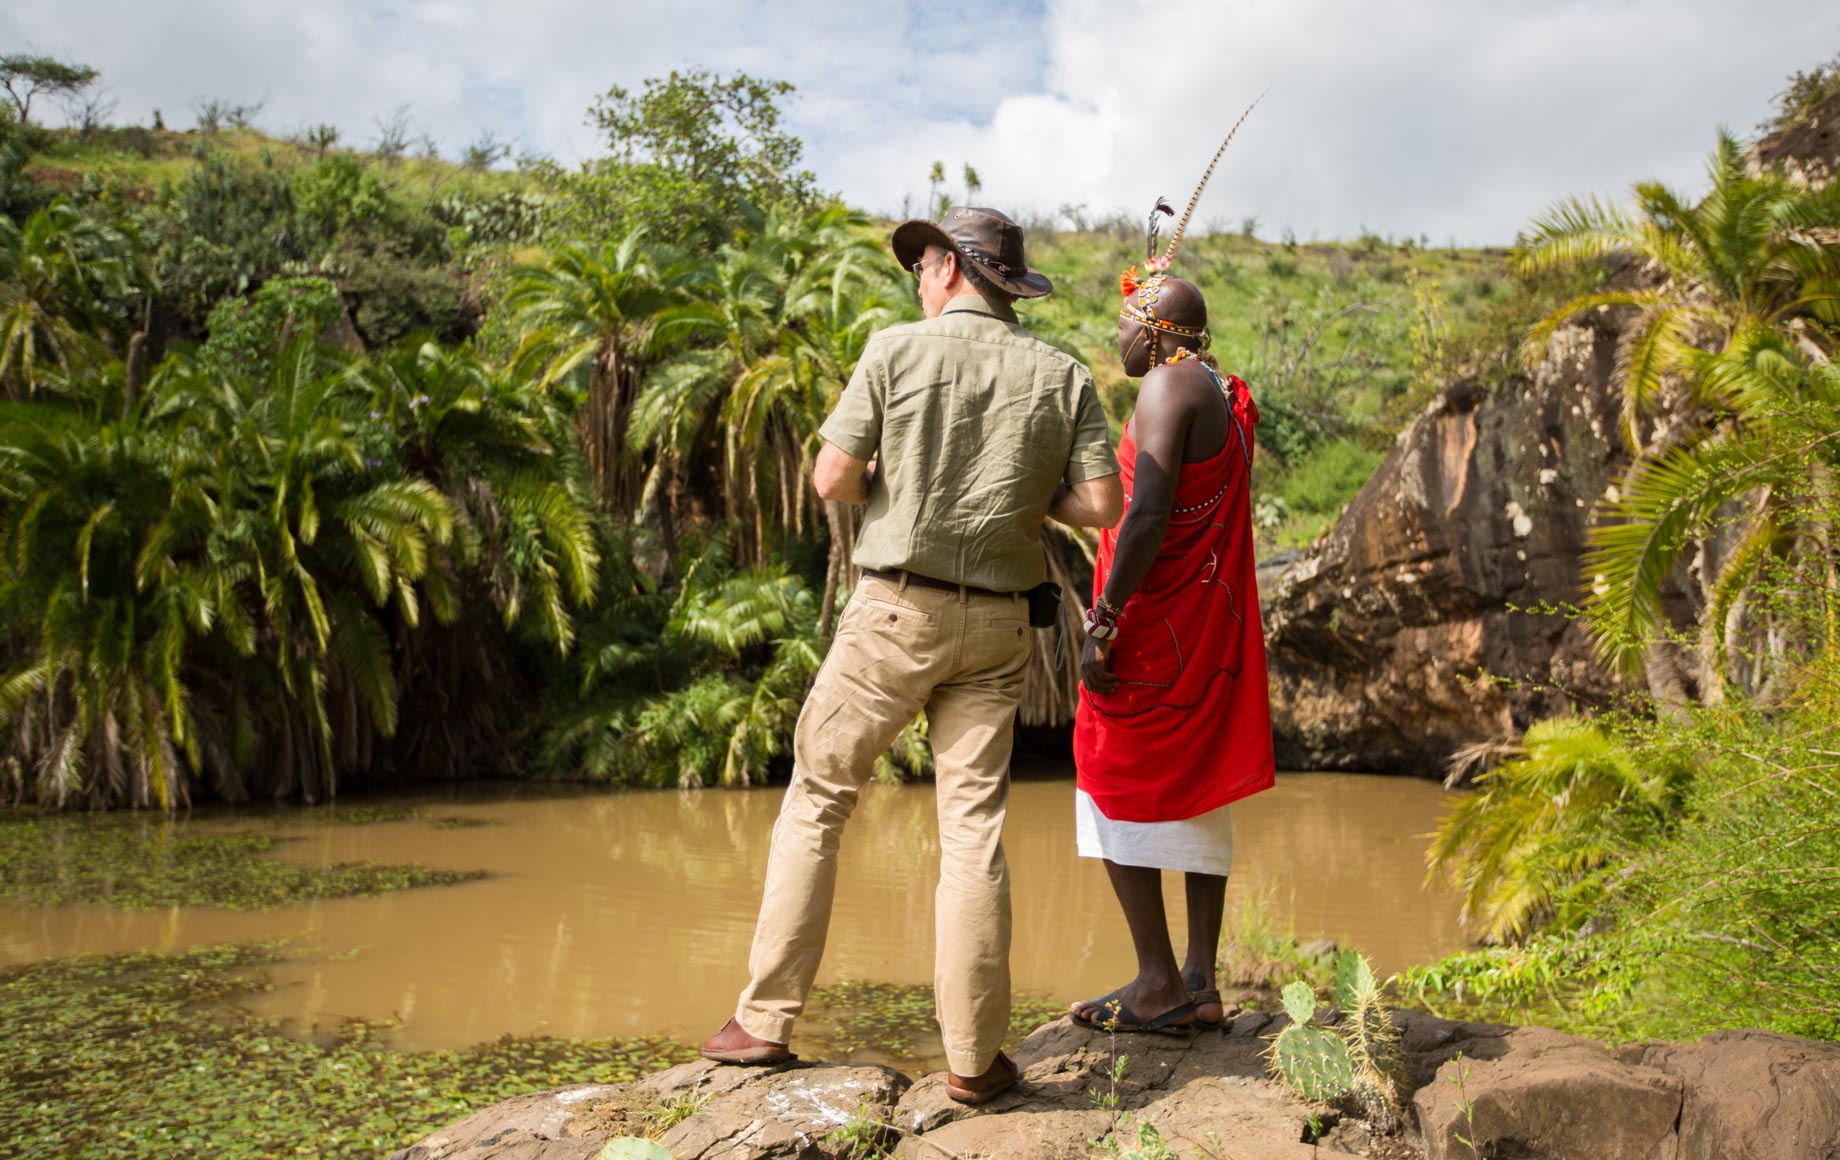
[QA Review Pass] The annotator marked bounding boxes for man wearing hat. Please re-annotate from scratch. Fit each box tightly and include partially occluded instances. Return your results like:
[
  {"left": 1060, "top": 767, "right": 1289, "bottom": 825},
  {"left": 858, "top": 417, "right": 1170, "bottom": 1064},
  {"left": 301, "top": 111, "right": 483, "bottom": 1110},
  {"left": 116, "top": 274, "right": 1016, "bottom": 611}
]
[{"left": 700, "top": 207, "right": 1123, "bottom": 1103}]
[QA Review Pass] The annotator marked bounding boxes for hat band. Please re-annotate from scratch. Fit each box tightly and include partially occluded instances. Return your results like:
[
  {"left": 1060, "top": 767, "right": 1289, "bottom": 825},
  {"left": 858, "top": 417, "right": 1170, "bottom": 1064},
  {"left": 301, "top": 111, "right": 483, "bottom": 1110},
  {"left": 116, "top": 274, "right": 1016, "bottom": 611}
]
[{"left": 956, "top": 244, "right": 1021, "bottom": 277}]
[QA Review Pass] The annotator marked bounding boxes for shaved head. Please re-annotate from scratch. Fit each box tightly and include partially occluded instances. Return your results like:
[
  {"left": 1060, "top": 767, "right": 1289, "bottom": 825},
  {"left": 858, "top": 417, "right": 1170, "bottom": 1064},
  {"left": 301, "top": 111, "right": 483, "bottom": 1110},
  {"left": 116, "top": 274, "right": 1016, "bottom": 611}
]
[{"left": 1137, "top": 276, "right": 1207, "bottom": 332}]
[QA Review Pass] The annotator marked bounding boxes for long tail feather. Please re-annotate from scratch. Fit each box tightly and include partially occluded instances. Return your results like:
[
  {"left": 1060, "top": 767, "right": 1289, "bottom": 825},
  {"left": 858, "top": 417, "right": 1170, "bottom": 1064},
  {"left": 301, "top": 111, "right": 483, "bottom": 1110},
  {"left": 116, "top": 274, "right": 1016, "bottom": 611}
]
[{"left": 1163, "top": 92, "right": 1266, "bottom": 264}]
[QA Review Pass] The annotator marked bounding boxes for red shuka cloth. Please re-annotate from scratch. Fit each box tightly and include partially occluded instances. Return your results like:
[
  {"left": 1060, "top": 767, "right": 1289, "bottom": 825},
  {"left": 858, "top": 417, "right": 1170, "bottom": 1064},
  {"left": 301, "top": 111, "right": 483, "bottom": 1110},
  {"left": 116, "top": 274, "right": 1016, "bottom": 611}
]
[{"left": 1073, "top": 371, "right": 1276, "bottom": 823}]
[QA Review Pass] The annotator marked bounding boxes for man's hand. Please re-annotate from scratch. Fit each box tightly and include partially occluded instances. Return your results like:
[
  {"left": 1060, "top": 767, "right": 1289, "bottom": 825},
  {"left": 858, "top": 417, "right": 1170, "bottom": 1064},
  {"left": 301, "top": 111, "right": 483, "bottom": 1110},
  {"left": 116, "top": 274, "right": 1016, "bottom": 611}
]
[{"left": 1081, "top": 635, "right": 1118, "bottom": 694}]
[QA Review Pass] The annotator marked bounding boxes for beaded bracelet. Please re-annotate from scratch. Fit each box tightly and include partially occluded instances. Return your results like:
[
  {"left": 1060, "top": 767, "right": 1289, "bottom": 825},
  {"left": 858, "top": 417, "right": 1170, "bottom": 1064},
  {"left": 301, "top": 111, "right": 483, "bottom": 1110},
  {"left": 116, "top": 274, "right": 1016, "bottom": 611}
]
[{"left": 1084, "top": 596, "right": 1122, "bottom": 640}]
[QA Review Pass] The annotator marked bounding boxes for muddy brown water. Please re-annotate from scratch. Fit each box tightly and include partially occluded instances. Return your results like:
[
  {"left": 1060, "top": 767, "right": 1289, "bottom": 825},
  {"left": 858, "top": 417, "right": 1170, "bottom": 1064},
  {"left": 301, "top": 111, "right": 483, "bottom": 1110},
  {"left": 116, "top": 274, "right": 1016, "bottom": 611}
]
[{"left": 0, "top": 773, "right": 1466, "bottom": 1053}]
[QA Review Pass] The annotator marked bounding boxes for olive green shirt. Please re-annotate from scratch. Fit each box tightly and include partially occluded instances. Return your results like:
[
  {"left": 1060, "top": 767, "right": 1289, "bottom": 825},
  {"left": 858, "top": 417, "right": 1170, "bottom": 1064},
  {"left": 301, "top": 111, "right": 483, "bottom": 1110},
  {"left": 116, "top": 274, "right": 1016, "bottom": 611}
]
[{"left": 819, "top": 296, "right": 1119, "bottom": 592}]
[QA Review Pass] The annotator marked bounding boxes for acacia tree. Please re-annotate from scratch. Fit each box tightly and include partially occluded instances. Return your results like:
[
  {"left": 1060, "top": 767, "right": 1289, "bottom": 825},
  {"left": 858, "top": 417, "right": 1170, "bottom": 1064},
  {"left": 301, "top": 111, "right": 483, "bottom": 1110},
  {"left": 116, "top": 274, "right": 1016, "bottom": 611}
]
[
  {"left": 0, "top": 54, "right": 97, "bottom": 127},
  {"left": 549, "top": 69, "right": 817, "bottom": 245}
]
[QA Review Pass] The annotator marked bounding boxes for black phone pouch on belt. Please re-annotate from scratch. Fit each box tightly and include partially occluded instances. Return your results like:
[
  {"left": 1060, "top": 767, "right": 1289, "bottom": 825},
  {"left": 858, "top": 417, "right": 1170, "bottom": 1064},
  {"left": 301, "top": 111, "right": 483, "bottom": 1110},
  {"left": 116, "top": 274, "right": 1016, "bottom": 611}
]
[{"left": 1025, "top": 581, "right": 1062, "bottom": 628}]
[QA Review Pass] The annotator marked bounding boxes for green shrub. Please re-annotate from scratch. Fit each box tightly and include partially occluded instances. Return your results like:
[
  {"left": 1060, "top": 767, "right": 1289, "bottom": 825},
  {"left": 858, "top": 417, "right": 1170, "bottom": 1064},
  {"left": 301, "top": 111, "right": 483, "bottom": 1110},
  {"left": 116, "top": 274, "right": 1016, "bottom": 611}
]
[{"left": 1408, "top": 651, "right": 1840, "bottom": 1041}]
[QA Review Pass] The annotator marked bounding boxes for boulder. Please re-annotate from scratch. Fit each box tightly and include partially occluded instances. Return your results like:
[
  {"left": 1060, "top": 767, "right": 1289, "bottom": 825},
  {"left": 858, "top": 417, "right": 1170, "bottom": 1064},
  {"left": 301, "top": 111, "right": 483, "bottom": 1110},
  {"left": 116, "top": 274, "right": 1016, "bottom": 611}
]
[
  {"left": 1635, "top": 1029, "right": 1840, "bottom": 1160},
  {"left": 1411, "top": 1033, "right": 1681, "bottom": 1160},
  {"left": 1401, "top": 1013, "right": 1840, "bottom": 1160},
  {"left": 387, "top": 1062, "right": 907, "bottom": 1160},
  {"left": 1262, "top": 312, "right": 1629, "bottom": 775},
  {"left": 647, "top": 1060, "right": 908, "bottom": 1159}
]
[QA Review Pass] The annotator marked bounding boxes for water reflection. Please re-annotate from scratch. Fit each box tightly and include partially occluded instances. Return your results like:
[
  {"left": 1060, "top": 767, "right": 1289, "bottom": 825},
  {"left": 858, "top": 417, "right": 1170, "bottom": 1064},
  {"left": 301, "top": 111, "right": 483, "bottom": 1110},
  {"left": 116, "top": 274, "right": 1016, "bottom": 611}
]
[{"left": 0, "top": 774, "right": 1467, "bottom": 1051}]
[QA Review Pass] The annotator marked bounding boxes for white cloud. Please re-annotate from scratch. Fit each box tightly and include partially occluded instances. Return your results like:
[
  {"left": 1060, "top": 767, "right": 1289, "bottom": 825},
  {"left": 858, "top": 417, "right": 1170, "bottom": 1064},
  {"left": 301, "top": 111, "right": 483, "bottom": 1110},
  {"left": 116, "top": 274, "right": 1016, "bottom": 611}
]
[
  {"left": 4, "top": 0, "right": 1836, "bottom": 242},
  {"left": 818, "top": 0, "right": 1840, "bottom": 242}
]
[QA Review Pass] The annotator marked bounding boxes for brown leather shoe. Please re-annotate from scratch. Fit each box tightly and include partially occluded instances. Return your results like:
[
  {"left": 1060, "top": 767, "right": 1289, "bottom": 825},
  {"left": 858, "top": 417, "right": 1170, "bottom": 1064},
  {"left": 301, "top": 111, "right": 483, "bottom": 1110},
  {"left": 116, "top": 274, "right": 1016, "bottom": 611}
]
[
  {"left": 945, "top": 1050, "right": 1019, "bottom": 1105},
  {"left": 699, "top": 1017, "right": 796, "bottom": 1065}
]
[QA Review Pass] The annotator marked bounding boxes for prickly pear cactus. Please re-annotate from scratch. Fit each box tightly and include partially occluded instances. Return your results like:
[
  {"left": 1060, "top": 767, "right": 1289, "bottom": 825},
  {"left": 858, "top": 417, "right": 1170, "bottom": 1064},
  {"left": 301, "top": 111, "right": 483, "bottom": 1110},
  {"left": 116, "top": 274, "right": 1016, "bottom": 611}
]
[
  {"left": 1333, "top": 951, "right": 1402, "bottom": 1129},
  {"left": 1333, "top": 949, "right": 1377, "bottom": 1010},
  {"left": 1269, "top": 1023, "right": 1354, "bottom": 1102},
  {"left": 1280, "top": 979, "right": 1319, "bottom": 1025},
  {"left": 1269, "top": 953, "right": 1402, "bottom": 1112}
]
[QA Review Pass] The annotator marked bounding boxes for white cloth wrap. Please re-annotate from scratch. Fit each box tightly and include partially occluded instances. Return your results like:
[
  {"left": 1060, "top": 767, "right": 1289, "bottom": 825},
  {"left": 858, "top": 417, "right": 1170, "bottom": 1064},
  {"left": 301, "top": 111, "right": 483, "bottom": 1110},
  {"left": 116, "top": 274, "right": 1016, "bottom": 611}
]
[{"left": 1074, "top": 788, "right": 1234, "bottom": 876}]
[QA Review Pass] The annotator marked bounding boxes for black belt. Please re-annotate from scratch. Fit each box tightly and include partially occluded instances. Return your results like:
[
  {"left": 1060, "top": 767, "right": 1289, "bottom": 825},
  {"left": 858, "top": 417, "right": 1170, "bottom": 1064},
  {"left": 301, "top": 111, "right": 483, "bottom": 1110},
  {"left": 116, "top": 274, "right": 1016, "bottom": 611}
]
[{"left": 861, "top": 568, "right": 1014, "bottom": 600}]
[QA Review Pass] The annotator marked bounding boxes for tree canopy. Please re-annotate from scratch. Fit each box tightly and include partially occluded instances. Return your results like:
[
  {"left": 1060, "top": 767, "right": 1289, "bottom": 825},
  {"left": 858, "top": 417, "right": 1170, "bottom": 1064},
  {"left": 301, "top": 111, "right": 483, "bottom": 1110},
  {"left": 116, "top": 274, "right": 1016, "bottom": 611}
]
[
  {"left": 0, "top": 54, "right": 98, "bottom": 126},
  {"left": 550, "top": 69, "right": 819, "bottom": 245}
]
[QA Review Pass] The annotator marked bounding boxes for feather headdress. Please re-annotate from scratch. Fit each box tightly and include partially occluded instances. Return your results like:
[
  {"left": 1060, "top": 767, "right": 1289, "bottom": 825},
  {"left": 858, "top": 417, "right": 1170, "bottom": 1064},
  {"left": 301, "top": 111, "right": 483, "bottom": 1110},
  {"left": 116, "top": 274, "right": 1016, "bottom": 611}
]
[{"left": 1119, "top": 94, "right": 1264, "bottom": 300}]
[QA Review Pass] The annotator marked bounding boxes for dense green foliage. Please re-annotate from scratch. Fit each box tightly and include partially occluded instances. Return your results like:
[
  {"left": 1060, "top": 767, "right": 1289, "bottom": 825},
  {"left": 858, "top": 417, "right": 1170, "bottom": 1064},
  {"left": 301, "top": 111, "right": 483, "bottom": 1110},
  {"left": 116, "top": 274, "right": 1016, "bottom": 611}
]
[
  {"left": 1414, "top": 646, "right": 1840, "bottom": 1040},
  {"left": 1419, "top": 111, "right": 1840, "bottom": 1040},
  {"left": 1428, "top": 718, "right": 1691, "bottom": 943}
]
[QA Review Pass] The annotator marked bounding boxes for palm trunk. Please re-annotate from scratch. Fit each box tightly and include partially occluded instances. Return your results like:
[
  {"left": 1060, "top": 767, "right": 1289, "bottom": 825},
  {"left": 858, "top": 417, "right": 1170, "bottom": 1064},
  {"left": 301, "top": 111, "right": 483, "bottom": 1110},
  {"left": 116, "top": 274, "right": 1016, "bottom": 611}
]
[{"left": 586, "top": 339, "right": 643, "bottom": 516}]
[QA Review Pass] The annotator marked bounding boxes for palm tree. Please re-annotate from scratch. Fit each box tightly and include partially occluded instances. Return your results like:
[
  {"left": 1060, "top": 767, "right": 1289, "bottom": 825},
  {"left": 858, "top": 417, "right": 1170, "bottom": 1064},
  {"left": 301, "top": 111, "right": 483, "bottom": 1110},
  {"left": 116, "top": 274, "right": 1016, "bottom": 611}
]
[
  {"left": 0, "top": 202, "right": 144, "bottom": 396},
  {"left": 367, "top": 339, "right": 600, "bottom": 652},
  {"left": 631, "top": 204, "right": 901, "bottom": 569},
  {"left": 158, "top": 339, "right": 459, "bottom": 801},
  {"left": 1516, "top": 133, "right": 1840, "bottom": 680},
  {"left": 0, "top": 403, "right": 212, "bottom": 809},
  {"left": 505, "top": 228, "right": 678, "bottom": 515}
]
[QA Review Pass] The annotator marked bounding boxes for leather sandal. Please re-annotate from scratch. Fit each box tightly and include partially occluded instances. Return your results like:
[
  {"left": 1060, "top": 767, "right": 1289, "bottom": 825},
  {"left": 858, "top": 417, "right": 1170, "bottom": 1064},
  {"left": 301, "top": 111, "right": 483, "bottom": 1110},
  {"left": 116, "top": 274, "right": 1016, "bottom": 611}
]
[
  {"left": 1185, "top": 970, "right": 1226, "bottom": 1028},
  {"left": 1070, "top": 988, "right": 1198, "bottom": 1036}
]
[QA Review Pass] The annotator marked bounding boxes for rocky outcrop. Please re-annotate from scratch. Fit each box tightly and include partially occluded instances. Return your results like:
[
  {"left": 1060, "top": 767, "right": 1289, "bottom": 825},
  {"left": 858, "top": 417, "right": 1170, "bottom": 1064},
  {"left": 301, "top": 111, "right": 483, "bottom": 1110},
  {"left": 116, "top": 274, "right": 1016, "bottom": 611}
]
[
  {"left": 1262, "top": 88, "right": 1840, "bottom": 777},
  {"left": 1263, "top": 308, "right": 1630, "bottom": 775},
  {"left": 1756, "top": 87, "right": 1840, "bottom": 186},
  {"left": 394, "top": 1010, "right": 1840, "bottom": 1160}
]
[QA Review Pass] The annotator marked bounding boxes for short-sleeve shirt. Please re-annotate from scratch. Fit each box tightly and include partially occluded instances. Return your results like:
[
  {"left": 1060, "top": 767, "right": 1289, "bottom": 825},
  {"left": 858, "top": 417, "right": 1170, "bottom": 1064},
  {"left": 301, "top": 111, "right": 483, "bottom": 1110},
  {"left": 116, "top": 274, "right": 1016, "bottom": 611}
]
[{"left": 818, "top": 295, "right": 1119, "bottom": 592}]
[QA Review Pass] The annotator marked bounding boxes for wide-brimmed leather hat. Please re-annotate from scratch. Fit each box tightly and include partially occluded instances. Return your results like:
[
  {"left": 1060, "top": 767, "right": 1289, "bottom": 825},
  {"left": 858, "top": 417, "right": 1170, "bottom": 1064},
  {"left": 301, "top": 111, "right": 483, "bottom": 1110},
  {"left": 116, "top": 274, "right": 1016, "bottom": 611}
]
[{"left": 891, "top": 206, "right": 1053, "bottom": 299}]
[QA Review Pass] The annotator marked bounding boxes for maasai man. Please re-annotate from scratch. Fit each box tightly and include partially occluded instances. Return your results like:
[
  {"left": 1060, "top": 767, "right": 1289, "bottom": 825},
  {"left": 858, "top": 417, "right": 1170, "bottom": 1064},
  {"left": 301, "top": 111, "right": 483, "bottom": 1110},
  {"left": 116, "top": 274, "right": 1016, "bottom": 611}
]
[{"left": 1070, "top": 172, "right": 1276, "bottom": 1033}]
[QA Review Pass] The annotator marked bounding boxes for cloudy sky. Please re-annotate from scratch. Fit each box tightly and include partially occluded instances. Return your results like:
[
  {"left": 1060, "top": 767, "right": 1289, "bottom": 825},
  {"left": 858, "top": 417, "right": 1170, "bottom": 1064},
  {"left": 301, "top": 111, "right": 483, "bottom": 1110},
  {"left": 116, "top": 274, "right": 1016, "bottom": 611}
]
[{"left": 6, "top": 1, "right": 1837, "bottom": 243}]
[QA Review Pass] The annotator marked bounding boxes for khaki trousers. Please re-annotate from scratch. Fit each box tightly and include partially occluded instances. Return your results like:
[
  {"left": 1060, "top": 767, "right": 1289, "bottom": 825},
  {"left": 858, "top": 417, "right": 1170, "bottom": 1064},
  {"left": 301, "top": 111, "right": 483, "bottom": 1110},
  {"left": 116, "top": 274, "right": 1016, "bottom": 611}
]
[{"left": 735, "top": 573, "right": 1031, "bottom": 1076}]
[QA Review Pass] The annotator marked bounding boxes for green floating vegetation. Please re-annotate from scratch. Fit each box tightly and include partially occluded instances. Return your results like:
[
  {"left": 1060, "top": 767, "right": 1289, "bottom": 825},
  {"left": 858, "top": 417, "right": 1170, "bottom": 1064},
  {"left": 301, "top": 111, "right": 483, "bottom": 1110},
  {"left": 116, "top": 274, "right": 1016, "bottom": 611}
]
[
  {"left": 0, "top": 813, "right": 486, "bottom": 909},
  {"left": 267, "top": 804, "right": 499, "bottom": 829},
  {"left": 807, "top": 980, "right": 1062, "bottom": 1071},
  {"left": 0, "top": 942, "right": 697, "bottom": 1160}
]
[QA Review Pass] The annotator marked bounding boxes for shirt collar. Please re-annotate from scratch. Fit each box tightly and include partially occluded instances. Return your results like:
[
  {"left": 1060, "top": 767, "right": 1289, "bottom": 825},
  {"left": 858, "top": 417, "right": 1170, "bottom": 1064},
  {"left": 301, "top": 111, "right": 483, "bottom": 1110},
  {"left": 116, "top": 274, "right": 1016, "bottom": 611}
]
[{"left": 940, "top": 295, "right": 1019, "bottom": 324}]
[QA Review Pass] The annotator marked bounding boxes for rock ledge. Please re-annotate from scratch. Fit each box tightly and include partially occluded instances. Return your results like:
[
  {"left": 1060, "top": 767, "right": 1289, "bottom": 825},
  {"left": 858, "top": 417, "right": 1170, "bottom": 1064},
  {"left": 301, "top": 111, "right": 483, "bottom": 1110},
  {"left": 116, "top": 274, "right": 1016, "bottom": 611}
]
[{"left": 393, "top": 1011, "right": 1840, "bottom": 1159}]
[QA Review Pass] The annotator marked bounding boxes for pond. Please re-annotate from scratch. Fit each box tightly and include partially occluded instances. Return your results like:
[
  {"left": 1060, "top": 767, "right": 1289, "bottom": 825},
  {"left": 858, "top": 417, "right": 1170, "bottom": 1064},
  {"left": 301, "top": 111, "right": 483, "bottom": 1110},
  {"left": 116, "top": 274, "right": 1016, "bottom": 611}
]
[{"left": 0, "top": 771, "right": 1467, "bottom": 1053}]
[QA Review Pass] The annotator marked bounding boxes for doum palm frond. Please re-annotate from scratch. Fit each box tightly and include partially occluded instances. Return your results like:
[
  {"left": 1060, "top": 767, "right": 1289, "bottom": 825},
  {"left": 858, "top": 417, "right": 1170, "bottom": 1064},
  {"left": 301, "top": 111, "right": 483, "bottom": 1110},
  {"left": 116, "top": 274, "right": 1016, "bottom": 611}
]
[
  {"left": 1513, "top": 194, "right": 1650, "bottom": 277},
  {"left": 1581, "top": 432, "right": 1796, "bottom": 677}
]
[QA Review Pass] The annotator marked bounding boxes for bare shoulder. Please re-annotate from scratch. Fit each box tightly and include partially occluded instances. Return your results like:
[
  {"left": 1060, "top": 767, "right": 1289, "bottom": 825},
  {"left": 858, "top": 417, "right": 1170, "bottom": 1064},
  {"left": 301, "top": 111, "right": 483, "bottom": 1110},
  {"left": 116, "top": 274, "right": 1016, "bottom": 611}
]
[{"left": 1137, "top": 361, "right": 1220, "bottom": 409}]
